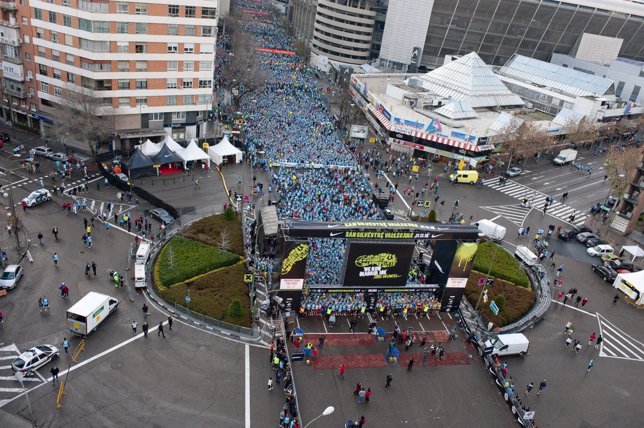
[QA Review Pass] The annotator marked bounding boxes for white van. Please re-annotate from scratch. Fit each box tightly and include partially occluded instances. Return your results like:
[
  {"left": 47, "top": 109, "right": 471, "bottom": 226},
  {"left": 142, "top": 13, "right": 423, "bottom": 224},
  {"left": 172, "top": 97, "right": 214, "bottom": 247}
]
[
  {"left": 515, "top": 245, "right": 538, "bottom": 266},
  {"left": 475, "top": 219, "right": 506, "bottom": 241},
  {"left": 134, "top": 264, "right": 146, "bottom": 289},
  {"left": 135, "top": 242, "right": 150, "bottom": 265},
  {"left": 484, "top": 333, "right": 530, "bottom": 357}
]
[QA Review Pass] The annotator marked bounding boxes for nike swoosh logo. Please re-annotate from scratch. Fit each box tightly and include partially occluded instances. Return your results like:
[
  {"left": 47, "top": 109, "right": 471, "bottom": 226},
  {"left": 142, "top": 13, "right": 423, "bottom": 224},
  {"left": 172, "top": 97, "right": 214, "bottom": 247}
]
[
  {"left": 330, "top": 232, "right": 344, "bottom": 237},
  {"left": 433, "top": 260, "right": 444, "bottom": 274},
  {"left": 430, "top": 234, "right": 443, "bottom": 238},
  {"left": 327, "top": 224, "right": 341, "bottom": 228}
]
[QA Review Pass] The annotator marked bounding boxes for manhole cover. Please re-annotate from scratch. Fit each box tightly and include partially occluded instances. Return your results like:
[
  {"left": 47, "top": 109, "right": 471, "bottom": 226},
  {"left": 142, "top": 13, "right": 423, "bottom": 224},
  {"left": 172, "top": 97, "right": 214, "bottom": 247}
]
[
  {"left": 198, "top": 345, "right": 210, "bottom": 351},
  {"left": 111, "top": 361, "right": 123, "bottom": 370},
  {"left": 80, "top": 251, "right": 85, "bottom": 254}
]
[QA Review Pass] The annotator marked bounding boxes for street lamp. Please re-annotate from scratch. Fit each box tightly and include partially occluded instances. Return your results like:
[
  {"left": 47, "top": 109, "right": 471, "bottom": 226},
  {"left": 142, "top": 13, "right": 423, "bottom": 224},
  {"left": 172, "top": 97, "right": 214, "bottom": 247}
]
[
  {"left": 138, "top": 103, "right": 147, "bottom": 144},
  {"left": 303, "top": 406, "right": 335, "bottom": 428}
]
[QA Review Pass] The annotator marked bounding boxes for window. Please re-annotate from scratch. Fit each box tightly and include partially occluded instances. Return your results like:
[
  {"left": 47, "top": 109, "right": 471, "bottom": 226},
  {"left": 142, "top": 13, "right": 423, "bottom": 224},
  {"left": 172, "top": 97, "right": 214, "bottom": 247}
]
[
  {"left": 135, "top": 3, "right": 146, "bottom": 15},
  {"left": 34, "top": 8, "right": 42, "bottom": 20},
  {"left": 118, "top": 80, "right": 130, "bottom": 90},
  {"left": 78, "top": 0, "right": 108, "bottom": 12},
  {"left": 136, "top": 97, "right": 147, "bottom": 106},
  {"left": 39, "top": 64, "right": 48, "bottom": 76},
  {"left": 167, "top": 95, "right": 177, "bottom": 106},
  {"left": 150, "top": 112, "right": 163, "bottom": 121},
  {"left": 62, "top": 0, "right": 70, "bottom": 6},
  {"left": 184, "top": 25, "right": 195, "bottom": 36},
  {"left": 135, "top": 79, "right": 147, "bottom": 89},
  {"left": 202, "top": 7, "right": 217, "bottom": 19},
  {"left": 173, "top": 111, "right": 186, "bottom": 120},
  {"left": 116, "top": 22, "right": 129, "bottom": 34},
  {"left": 135, "top": 43, "right": 147, "bottom": 53},
  {"left": 48, "top": 11, "right": 56, "bottom": 23},
  {"left": 27, "top": 70, "right": 33, "bottom": 80},
  {"left": 197, "top": 95, "right": 209, "bottom": 104},
  {"left": 135, "top": 61, "right": 147, "bottom": 71},
  {"left": 117, "top": 61, "right": 129, "bottom": 72},
  {"left": 80, "top": 61, "right": 112, "bottom": 71},
  {"left": 185, "top": 6, "right": 195, "bottom": 17},
  {"left": 200, "top": 44, "right": 213, "bottom": 54},
  {"left": 198, "top": 80, "right": 211, "bottom": 88},
  {"left": 168, "top": 24, "right": 178, "bottom": 36},
  {"left": 40, "top": 82, "right": 49, "bottom": 93},
  {"left": 51, "top": 49, "right": 60, "bottom": 62},
  {"left": 116, "top": 2, "right": 128, "bottom": 13},
  {"left": 66, "top": 54, "right": 74, "bottom": 65},
  {"left": 135, "top": 23, "right": 147, "bottom": 34},
  {"left": 202, "top": 26, "right": 213, "bottom": 37},
  {"left": 167, "top": 79, "right": 177, "bottom": 89},
  {"left": 79, "top": 19, "right": 109, "bottom": 33},
  {"left": 199, "top": 61, "right": 212, "bottom": 71},
  {"left": 67, "top": 72, "right": 75, "bottom": 83},
  {"left": 25, "top": 52, "right": 32, "bottom": 61},
  {"left": 53, "top": 68, "right": 61, "bottom": 79},
  {"left": 168, "top": 5, "right": 179, "bottom": 17},
  {"left": 80, "top": 39, "right": 109, "bottom": 52},
  {"left": 65, "top": 34, "right": 73, "bottom": 46},
  {"left": 117, "top": 42, "right": 128, "bottom": 53},
  {"left": 167, "top": 61, "right": 178, "bottom": 71},
  {"left": 183, "top": 61, "right": 194, "bottom": 71},
  {"left": 119, "top": 97, "right": 130, "bottom": 107},
  {"left": 36, "top": 28, "right": 44, "bottom": 39},
  {"left": 50, "top": 31, "right": 58, "bottom": 43},
  {"left": 63, "top": 15, "right": 72, "bottom": 27},
  {"left": 54, "top": 86, "right": 63, "bottom": 97},
  {"left": 182, "top": 95, "right": 193, "bottom": 105},
  {"left": 182, "top": 80, "right": 193, "bottom": 89},
  {"left": 631, "top": 86, "right": 641, "bottom": 102},
  {"left": 183, "top": 43, "right": 194, "bottom": 53},
  {"left": 36, "top": 46, "right": 46, "bottom": 57},
  {"left": 167, "top": 43, "right": 178, "bottom": 53}
]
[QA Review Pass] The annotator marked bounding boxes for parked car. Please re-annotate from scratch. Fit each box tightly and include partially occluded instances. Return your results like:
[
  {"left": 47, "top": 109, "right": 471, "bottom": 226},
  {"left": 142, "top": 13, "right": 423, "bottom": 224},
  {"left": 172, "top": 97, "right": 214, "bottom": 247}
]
[
  {"left": 576, "top": 232, "right": 599, "bottom": 244},
  {"left": 586, "top": 237, "right": 606, "bottom": 248},
  {"left": 605, "top": 260, "right": 635, "bottom": 272},
  {"left": 115, "top": 173, "right": 129, "bottom": 182},
  {"left": 49, "top": 152, "right": 67, "bottom": 162},
  {"left": 587, "top": 244, "right": 614, "bottom": 257},
  {"left": 592, "top": 264, "right": 617, "bottom": 282},
  {"left": 504, "top": 166, "right": 523, "bottom": 177},
  {"left": 11, "top": 345, "right": 59, "bottom": 375},
  {"left": 0, "top": 264, "right": 23, "bottom": 290},
  {"left": 558, "top": 225, "right": 592, "bottom": 241},
  {"left": 148, "top": 208, "right": 175, "bottom": 225},
  {"left": 0, "top": 132, "right": 11, "bottom": 143},
  {"left": 600, "top": 253, "right": 621, "bottom": 264},
  {"left": 33, "top": 146, "right": 54, "bottom": 158},
  {"left": 21, "top": 189, "right": 52, "bottom": 207}
]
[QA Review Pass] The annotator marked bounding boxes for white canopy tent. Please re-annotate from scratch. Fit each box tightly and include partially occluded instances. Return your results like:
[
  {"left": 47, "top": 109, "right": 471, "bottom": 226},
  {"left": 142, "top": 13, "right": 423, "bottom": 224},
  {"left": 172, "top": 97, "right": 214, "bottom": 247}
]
[
  {"left": 162, "top": 134, "right": 185, "bottom": 154},
  {"left": 612, "top": 270, "right": 644, "bottom": 305},
  {"left": 139, "top": 139, "right": 163, "bottom": 157},
  {"left": 180, "top": 139, "right": 210, "bottom": 165},
  {"left": 208, "top": 136, "right": 243, "bottom": 165},
  {"left": 619, "top": 245, "right": 644, "bottom": 263}
]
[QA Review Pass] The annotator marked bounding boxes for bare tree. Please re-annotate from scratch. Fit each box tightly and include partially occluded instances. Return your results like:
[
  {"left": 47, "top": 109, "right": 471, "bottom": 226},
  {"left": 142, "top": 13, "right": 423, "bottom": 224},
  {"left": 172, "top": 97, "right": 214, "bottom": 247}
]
[
  {"left": 604, "top": 145, "right": 641, "bottom": 199},
  {"left": 563, "top": 117, "right": 596, "bottom": 149},
  {"left": 499, "top": 120, "right": 553, "bottom": 167},
  {"left": 217, "top": 227, "right": 231, "bottom": 251},
  {"left": 48, "top": 85, "right": 112, "bottom": 156}
]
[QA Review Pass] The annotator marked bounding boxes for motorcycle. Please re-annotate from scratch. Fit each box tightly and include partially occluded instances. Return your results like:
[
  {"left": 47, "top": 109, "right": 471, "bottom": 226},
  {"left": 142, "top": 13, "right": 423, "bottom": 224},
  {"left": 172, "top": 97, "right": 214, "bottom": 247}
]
[{"left": 107, "top": 269, "right": 123, "bottom": 287}]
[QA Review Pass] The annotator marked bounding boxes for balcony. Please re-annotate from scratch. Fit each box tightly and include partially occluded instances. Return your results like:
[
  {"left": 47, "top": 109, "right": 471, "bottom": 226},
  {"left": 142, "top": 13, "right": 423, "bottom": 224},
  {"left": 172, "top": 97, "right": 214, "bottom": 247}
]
[
  {"left": 0, "top": 1, "right": 17, "bottom": 11},
  {"left": 3, "top": 86, "right": 25, "bottom": 98}
]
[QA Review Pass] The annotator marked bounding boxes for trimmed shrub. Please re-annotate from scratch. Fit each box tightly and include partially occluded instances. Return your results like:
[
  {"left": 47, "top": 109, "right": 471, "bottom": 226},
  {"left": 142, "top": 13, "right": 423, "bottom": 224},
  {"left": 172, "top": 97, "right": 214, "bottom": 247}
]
[
  {"left": 494, "top": 294, "right": 506, "bottom": 312},
  {"left": 473, "top": 241, "right": 529, "bottom": 288},
  {"left": 181, "top": 212, "right": 245, "bottom": 256},
  {"left": 428, "top": 209, "right": 437, "bottom": 223},
  {"left": 228, "top": 299, "right": 243, "bottom": 319}
]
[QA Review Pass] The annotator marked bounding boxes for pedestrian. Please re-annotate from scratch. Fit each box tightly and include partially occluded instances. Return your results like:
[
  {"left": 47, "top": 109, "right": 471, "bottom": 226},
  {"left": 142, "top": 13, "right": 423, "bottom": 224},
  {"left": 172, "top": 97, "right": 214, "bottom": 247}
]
[
  {"left": 85, "top": 263, "right": 91, "bottom": 276},
  {"left": 142, "top": 303, "right": 149, "bottom": 318},
  {"left": 385, "top": 374, "right": 393, "bottom": 388},
  {"left": 142, "top": 321, "right": 149, "bottom": 338},
  {"left": 581, "top": 297, "right": 588, "bottom": 307},
  {"left": 448, "top": 327, "right": 456, "bottom": 341},
  {"left": 574, "top": 341, "right": 582, "bottom": 353},
  {"left": 549, "top": 251, "right": 555, "bottom": 259},
  {"left": 587, "top": 359, "right": 594, "bottom": 373},
  {"left": 613, "top": 294, "right": 619, "bottom": 305},
  {"left": 92, "top": 261, "right": 97, "bottom": 276},
  {"left": 267, "top": 377, "right": 273, "bottom": 391},
  {"left": 556, "top": 291, "right": 564, "bottom": 301},
  {"left": 338, "top": 364, "right": 345, "bottom": 379},
  {"left": 358, "top": 416, "right": 366, "bottom": 427},
  {"left": 131, "top": 320, "right": 137, "bottom": 334},
  {"left": 50, "top": 366, "right": 59, "bottom": 386},
  {"left": 563, "top": 293, "right": 570, "bottom": 305},
  {"left": 158, "top": 321, "right": 165, "bottom": 338},
  {"left": 365, "top": 388, "right": 371, "bottom": 403},
  {"left": 430, "top": 344, "right": 437, "bottom": 358},
  {"left": 53, "top": 252, "right": 59, "bottom": 266},
  {"left": 349, "top": 318, "right": 357, "bottom": 333},
  {"left": 588, "top": 332, "right": 596, "bottom": 346},
  {"left": 595, "top": 334, "right": 603, "bottom": 349},
  {"left": 168, "top": 316, "right": 173, "bottom": 330},
  {"left": 407, "top": 358, "right": 415, "bottom": 371},
  {"left": 52, "top": 227, "right": 59, "bottom": 240},
  {"left": 318, "top": 335, "right": 325, "bottom": 349},
  {"left": 37, "top": 232, "right": 44, "bottom": 246},
  {"left": 565, "top": 336, "right": 572, "bottom": 349},
  {"left": 575, "top": 295, "right": 582, "bottom": 307},
  {"left": 537, "top": 379, "right": 547, "bottom": 395},
  {"left": 525, "top": 382, "right": 534, "bottom": 395},
  {"left": 422, "top": 346, "right": 430, "bottom": 365},
  {"left": 62, "top": 338, "right": 69, "bottom": 353},
  {"left": 438, "top": 346, "right": 445, "bottom": 360},
  {"left": 358, "top": 388, "right": 366, "bottom": 403}
]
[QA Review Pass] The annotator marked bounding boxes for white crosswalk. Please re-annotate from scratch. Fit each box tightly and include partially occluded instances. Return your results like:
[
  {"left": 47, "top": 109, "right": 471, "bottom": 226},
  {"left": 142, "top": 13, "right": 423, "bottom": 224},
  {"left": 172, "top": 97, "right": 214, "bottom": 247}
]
[
  {"left": 597, "top": 314, "right": 644, "bottom": 363},
  {"left": 0, "top": 344, "right": 43, "bottom": 408},
  {"left": 483, "top": 178, "right": 588, "bottom": 227},
  {"left": 481, "top": 204, "right": 532, "bottom": 226},
  {"left": 85, "top": 199, "right": 136, "bottom": 220}
]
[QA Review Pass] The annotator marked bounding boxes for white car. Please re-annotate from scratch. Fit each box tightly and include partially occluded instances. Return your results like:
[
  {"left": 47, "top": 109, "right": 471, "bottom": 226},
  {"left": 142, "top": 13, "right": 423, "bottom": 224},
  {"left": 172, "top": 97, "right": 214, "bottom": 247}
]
[
  {"left": 33, "top": 146, "right": 54, "bottom": 158},
  {"left": 587, "top": 244, "right": 614, "bottom": 257},
  {"left": 50, "top": 152, "right": 67, "bottom": 162},
  {"left": 11, "top": 345, "right": 59, "bottom": 375},
  {"left": 0, "top": 264, "right": 23, "bottom": 289},
  {"left": 21, "top": 189, "right": 52, "bottom": 207}
]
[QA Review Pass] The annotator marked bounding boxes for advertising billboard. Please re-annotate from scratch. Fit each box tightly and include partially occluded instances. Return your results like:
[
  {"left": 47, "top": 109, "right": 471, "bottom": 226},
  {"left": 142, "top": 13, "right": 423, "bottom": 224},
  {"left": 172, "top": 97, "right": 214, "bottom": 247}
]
[
  {"left": 280, "top": 241, "right": 309, "bottom": 290},
  {"left": 441, "top": 242, "right": 479, "bottom": 311},
  {"left": 343, "top": 242, "right": 415, "bottom": 287}
]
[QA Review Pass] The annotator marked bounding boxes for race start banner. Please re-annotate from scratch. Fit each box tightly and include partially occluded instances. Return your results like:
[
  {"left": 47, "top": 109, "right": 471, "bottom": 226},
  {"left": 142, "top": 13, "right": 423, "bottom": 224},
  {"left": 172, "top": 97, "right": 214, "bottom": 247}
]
[
  {"left": 280, "top": 241, "right": 309, "bottom": 290},
  {"left": 342, "top": 242, "right": 415, "bottom": 287}
]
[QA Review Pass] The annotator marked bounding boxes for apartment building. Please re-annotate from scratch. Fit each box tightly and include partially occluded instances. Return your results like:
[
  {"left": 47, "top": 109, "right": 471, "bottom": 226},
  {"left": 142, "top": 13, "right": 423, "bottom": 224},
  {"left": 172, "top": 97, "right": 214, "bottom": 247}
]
[{"left": 1, "top": 0, "right": 219, "bottom": 149}]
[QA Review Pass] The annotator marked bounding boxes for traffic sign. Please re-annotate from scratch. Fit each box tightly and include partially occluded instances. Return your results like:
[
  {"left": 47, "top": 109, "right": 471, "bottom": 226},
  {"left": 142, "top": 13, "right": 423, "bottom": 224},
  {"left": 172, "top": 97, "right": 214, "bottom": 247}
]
[
  {"left": 244, "top": 274, "right": 254, "bottom": 283},
  {"left": 490, "top": 300, "right": 499, "bottom": 316},
  {"left": 185, "top": 295, "right": 191, "bottom": 304},
  {"left": 411, "top": 165, "right": 419, "bottom": 172},
  {"left": 416, "top": 200, "right": 431, "bottom": 208},
  {"left": 477, "top": 278, "right": 486, "bottom": 287}
]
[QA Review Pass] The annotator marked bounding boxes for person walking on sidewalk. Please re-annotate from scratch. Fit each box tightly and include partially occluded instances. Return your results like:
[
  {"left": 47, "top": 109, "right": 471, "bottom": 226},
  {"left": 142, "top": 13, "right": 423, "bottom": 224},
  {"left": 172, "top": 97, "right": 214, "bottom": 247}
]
[
  {"left": 588, "top": 332, "right": 597, "bottom": 347},
  {"left": 267, "top": 377, "right": 273, "bottom": 391},
  {"left": 318, "top": 335, "right": 325, "bottom": 349},
  {"left": 52, "top": 227, "right": 59, "bottom": 241},
  {"left": 131, "top": 321, "right": 137, "bottom": 334},
  {"left": 50, "top": 366, "right": 60, "bottom": 386},
  {"left": 595, "top": 335, "right": 603, "bottom": 350},
  {"left": 167, "top": 316, "right": 173, "bottom": 330},
  {"left": 338, "top": 364, "right": 345, "bottom": 380},
  {"left": 62, "top": 338, "right": 69, "bottom": 353},
  {"left": 587, "top": 359, "right": 594, "bottom": 373},
  {"left": 525, "top": 382, "right": 534, "bottom": 396},
  {"left": 613, "top": 294, "right": 620, "bottom": 305},
  {"left": 142, "top": 321, "right": 149, "bottom": 338},
  {"left": 37, "top": 232, "right": 44, "bottom": 246},
  {"left": 537, "top": 379, "right": 547, "bottom": 395},
  {"left": 158, "top": 321, "right": 165, "bottom": 338},
  {"left": 385, "top": 374, "right": 393, "bottom": 388},
  {"left": 407, "top": 358, "right": 415, "bottom": 372}
]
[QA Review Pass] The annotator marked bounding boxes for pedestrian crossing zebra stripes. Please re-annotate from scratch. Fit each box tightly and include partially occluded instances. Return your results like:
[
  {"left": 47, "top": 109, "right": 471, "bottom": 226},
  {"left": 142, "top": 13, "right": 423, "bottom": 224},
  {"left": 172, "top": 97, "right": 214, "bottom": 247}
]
[
  {"left": 83, "top": 198, "right": 135, "bottom": 220},
  {"left": 482, "top": 178, "right": 588, "bottom": 227},
  {"left": 0, "top": 344, "right": 44, "bottom": 408},
  {"left": 480, "top": 204, "right": 532, "bottom": 227},
  {"left": 596, "top": 314, "right": 644, "bottom": 363}
]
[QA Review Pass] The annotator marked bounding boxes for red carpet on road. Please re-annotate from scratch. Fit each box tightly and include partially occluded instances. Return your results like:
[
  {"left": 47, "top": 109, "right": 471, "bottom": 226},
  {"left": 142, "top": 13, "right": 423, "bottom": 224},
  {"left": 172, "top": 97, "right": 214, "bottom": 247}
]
[
  {"left": 299, "top": 331, "right": 449, "bottom": 347},
  {"left": 311, "top": 352, "right": 470, "bottom": 370}
]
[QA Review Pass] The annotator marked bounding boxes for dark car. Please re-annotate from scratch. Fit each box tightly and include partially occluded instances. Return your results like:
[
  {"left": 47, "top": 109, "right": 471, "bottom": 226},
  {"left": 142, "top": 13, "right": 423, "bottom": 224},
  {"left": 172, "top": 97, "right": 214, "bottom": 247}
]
[
  {"left": 576, "top": 232, "right": 599, "bottom": 244},
  {"left": 591, "top": 264, "right": 617, "bottom": 282},
  {"left": 558, "top": 225, "right": 592, "bottom": 241},
  {"left": 0, "top": 132, "right": 10, "bottom": 143},
  {"left": 605, "top": 260, "right": 634, "bottom": 272},
  {"left": 586, "top": 237, "right": 606, "bottom": 248},
  {"left": 148, "top": 208, "right": 175, "bottom": 225}
]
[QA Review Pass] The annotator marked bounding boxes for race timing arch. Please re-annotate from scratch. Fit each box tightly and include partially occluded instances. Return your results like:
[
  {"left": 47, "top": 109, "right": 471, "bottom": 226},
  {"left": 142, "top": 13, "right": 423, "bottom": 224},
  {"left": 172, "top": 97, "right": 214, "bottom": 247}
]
[{"left": 277, "top": 220, "right": 481, "bottom": 315}]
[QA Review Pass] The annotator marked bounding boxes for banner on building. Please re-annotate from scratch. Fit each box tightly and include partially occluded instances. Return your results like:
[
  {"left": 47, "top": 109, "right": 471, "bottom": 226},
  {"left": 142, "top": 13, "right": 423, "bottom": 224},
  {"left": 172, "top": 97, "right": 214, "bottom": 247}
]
[
  {"left": 280, "top": 241, "right": 310, "bottom": 290},
  {"left": 343, "top": 242, "right": 415, "bottom": 287}
]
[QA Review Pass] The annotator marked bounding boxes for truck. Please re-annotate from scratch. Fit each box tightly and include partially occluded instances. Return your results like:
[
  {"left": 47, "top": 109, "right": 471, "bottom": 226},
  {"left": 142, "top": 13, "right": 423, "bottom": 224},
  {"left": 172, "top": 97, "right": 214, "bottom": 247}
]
[
  {"left": 515, "top": 245, "right": 539, "bottom": 266},
  {"left": 553, "top": 149, "right": 577, "bottom": 165},
  {"left": 66, "top": 292, "right": 119, "bottom": 336},
  {"left": 483, "top": 333, "right": 530, "bottom": 357},
  {"left": 474, "top": 219, "right": 506, "bottom": 241}
]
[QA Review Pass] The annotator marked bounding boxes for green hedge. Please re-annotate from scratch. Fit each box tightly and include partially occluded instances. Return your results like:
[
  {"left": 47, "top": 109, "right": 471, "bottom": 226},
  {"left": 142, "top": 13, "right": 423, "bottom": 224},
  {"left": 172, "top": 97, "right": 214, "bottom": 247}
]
[
  {"left": 156, "top": 236, "right": 241, "bottom": 286},
  {"left": 473, "top": 241, "right": 529, "bottom": 288}
]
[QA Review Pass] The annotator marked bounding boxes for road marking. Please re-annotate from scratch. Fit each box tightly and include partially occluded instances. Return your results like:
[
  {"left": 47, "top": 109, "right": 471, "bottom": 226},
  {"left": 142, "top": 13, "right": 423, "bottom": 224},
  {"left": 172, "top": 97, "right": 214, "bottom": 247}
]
[
  {"left": 490, "top": 215, "right": 501, "bottom": 222},
  {"left": 0, "top": 356, "right": 18, "bottom": 361},
  {"left": 418, "top": 322, "right": 426, "bottom": 332},
  {"left": 245, "top": 344, "right": 250, "bottom": 428},
  {"left": 549, "top": 300, "right": 595, "bottom": 316},
  {"left": 322, "top": 320, "right": 328, "bottom": 333},
  {"left": 383, "top": 173, "right": 411, "bottom": 211},
  {"left": 0, "top": 376, "right": 39, "bottom": 382},
  {"left": 596, "top": 313, "right": 644, "bottom": 362},
  {"left": 0, "top": 387, "right": 25, "bottom": 392}
]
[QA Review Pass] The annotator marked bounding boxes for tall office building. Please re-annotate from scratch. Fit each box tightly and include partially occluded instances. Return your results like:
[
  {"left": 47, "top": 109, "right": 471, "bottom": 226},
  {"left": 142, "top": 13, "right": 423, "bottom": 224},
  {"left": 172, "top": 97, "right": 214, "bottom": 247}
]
[{"left": 1, "top": 0, "right": 218, "bottom": 148}]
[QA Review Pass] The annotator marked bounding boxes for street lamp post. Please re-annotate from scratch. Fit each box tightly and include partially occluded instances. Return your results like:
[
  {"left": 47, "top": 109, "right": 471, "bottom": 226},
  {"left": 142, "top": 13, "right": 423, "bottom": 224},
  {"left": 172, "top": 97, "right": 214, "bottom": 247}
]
[
  {"left": 138, "top": 103, "right": 147, "bottom": 144},
  {"left": 303, "top": 406, "right": 335, "bottom": 428}
]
